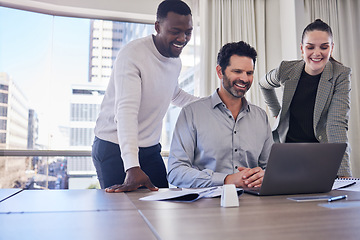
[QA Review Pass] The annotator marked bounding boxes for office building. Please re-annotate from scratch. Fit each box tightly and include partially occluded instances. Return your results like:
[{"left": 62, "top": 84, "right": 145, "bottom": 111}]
[
  {"left": 0, "top": 73, "right": 29, "bottom": 149},
  {"left": 0, "top": 72, "right": 30, "bottom": 188},
  {"left": 67, "top": 20, "right": 155, "bottom": 189},
  {"left": 67, "top": 83, "right": 105, "bottom": 189},
  {"left": 27, "top": 109, "right": 39, "bottom": 150},
  {"left": 88, "top": 20, "right": 153, "bottom": 84}
]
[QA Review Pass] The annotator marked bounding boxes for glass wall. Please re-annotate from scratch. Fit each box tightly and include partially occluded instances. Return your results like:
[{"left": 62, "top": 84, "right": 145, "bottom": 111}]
[{"left": 0, "top": 6, "right": 198, "bottom": 189}]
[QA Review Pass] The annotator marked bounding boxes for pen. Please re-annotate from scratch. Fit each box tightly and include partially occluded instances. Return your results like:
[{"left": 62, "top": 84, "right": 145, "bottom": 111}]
[
  {"left": 328, "top": 195, "right": 347, "bottom": 202},
  {"left": 337, "top": 181, "right": 356, "bottom": 189}
]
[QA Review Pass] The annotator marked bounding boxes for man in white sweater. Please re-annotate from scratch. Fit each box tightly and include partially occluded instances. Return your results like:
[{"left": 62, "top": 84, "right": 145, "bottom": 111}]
[{"left": 92, "top": 0, "right": 197, "bottom": 192}]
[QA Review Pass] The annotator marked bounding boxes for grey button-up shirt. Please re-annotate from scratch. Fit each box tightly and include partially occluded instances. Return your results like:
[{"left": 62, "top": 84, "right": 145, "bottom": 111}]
[{"left": 167, "top": 90, "right": 274, "bottom": 188}]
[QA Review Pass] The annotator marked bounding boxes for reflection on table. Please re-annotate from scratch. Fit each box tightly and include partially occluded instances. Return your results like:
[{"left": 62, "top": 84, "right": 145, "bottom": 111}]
[{"left": 1, "top": 188, "right": 360, "bottom": 240}]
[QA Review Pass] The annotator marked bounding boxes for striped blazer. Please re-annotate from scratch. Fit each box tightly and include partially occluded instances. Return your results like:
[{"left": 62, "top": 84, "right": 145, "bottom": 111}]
[{"left": 259, "top": 59, "right": 352, "bottom": 176}]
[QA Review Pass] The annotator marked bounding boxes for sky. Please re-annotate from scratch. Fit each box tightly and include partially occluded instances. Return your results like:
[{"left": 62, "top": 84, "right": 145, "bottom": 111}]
[
  {"left": 0, "top": 6, "right": 191, "bottom": 149},
  {"left": 0, "top": 6, "right": 90, "bottom": 147}
]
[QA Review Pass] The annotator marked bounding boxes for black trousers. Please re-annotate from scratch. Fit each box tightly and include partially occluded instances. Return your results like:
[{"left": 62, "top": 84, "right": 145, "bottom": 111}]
[{"left": 92, "top": 136, "right": 168, "bottom": 189}]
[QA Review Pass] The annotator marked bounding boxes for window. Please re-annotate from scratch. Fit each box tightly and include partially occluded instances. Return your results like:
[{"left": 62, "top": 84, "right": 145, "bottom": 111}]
[
  {"left": 0, "top": 106, "right": 7, "bottom": 117},
  {"left": 0, "top": 84, "right": 9, "bottom": 91},
  {"left": 0, "top": 5, "right": 198, "bottom": 189},
  {"left": 0, "top": 7, "right": 163, "bottom": 150},
  {"left": 70, "top": 128, "right": 94, "bottom": 146},
  {"left": 0, "top": 133, "right": 6, "bottom": 143},
  {"left": 71, "top": 103, "right": 99, "bottom": 122},
  {"left": 0, "top": 93, "right": 8, "bottom": 104},
  {"left": 0, "top": 120, "right": 7, "bottom": 130}
]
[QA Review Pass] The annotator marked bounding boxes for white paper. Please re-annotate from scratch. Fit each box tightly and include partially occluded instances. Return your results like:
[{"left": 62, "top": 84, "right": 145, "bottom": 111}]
[
  {"left": 332, "top": 178, "right": 360, "bottom": 191},
  {"left": 139, "top": 186, "right": 243, "bottom": 202}
]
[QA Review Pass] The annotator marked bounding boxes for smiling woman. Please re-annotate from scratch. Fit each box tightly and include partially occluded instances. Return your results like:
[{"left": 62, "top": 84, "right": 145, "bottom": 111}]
[
  {"left": 301, "top": 20, "right": 334, "bottom": 76},
  {"left": 259, "top": 19, "right": 352, "bottom": 178}
]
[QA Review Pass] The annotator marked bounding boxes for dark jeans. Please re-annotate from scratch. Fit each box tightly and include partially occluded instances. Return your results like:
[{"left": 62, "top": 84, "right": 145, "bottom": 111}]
[{"left": 92, "top": 136, "right": 168, "bottom": 189}]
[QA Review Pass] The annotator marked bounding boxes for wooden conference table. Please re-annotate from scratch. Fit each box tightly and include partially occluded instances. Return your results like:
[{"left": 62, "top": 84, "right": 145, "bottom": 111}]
[{"left": 1, "top": 188, "right": 360, "bottom": 240}]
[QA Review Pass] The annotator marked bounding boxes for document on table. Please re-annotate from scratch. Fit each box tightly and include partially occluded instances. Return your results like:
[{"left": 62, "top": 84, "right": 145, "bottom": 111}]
[
  {"left": 332, "top": 178, "right": 360, "bottom": 192},
  {"left": 139, "top": 186, "right": 243, "bottom": 202}
]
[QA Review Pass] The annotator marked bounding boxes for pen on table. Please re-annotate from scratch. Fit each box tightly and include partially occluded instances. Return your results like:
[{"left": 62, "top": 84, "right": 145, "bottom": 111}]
[
  {"left": 328, "top": 195, "right": 347, "bottom": 202},
  {"left": 338, "top": 181, "right": 356, "bottom": 189}
]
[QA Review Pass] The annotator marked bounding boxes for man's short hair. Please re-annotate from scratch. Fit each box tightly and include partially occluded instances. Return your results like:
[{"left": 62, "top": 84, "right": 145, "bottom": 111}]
[
  {"left": 157, "top": 0, "right": 192, "bottom": 21},
  {"left": 217, "top": 41, "right": 257, "bottom": 72}
]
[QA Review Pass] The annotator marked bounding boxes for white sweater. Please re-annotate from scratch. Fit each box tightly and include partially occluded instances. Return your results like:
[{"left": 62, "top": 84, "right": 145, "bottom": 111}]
[{"left": 94, "top": 35, "right": 197, "bottom": 170}]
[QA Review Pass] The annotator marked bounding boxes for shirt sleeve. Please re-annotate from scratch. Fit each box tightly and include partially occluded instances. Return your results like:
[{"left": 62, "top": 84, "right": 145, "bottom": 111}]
[
  {"left": 259, "top": 66, "right": 282, "bottom": 117},
  {"left": 325, "top": 68, "right": 352, "bottom": 176},
  {"left": 171, "top": 84, "right": 199, "bottom": 107},
  {"left": 167, "top": 106, "right": 227, "bottom": 188},
  {"left": 113, "top": 53, "right": 141, "bottom": 171},
  {"left": 258, "top": 114, "right": 275, "bottom": 169}
]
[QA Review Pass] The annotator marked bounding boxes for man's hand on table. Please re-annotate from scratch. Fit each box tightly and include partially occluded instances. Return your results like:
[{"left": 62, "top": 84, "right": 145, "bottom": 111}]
[
  {"left": 105, "top": 167, "right": 159, "bottom": 192},
  {"left": 224, "top": 166, "right": 264, "bottom": 188},
  {"left": 240, "top": 167, "right": 264, "bottom": 187}
]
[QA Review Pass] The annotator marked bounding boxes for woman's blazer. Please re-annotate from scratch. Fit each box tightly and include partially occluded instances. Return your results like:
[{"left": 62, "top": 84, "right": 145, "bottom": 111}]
[{"left": 259, "top": 59, "right": 352, "bottom": 176}]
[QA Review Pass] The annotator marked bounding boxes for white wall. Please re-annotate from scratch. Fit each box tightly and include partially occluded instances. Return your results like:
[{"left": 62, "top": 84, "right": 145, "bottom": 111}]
[
  {"left": 0, "top": 0, "right": 161, "bottom": 23},
  {"left": 0, "top": 0, "right": 195, "bottom": 23}
]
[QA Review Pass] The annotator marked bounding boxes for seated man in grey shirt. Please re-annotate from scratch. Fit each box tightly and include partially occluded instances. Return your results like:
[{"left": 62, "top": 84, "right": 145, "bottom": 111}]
[{"left": 167, "top": 41, "right": 274, "bottom": 188}]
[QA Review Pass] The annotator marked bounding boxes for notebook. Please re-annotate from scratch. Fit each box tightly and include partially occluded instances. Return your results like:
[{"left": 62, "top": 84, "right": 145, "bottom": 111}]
[
  {"left": 244, "top": 143, "right": 346, "bottom": 196},
  {"left": 333, "top": 178, "right": 360, "bottom": 192}
]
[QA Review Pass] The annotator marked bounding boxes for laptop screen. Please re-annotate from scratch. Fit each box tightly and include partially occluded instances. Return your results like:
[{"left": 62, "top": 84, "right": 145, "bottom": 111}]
[{"left": 244, "top": 143, "right": 346, "bottom": 196}]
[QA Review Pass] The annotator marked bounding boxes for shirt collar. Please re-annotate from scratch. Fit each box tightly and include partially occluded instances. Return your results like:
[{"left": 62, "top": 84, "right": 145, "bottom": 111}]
[{"left": 210, "top": 88, "right": 250, "bottom": 112}]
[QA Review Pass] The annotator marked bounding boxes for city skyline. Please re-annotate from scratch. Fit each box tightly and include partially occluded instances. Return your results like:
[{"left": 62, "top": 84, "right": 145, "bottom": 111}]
[
  {"left": 0, "top": 5, "right": 197, "bottom": 189},
  {"left": 0, "top": 7, "right": 92, "bottom": 148},
  {"left": 0, "top": 6, "right": 196, "bottom": 151}
]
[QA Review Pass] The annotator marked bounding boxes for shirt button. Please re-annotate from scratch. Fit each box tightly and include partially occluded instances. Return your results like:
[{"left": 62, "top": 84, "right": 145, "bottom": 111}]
[
  {"left": 234, "top": 149, "right": 237, "bottom": 152},
  {"left": 319, "top": 136, "right": 322, "bottom": 140},
  {"left": 234, "top": 131, "right": 237, "bottom": 134},
  {"left": 228, "top": 116, "right": 232, "bottom": 119}
]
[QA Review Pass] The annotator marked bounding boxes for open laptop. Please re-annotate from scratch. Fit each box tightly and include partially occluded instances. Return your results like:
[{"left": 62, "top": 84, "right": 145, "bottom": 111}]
[{"left": 243, "top": 143, "right": 346, "bottom": 196}]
